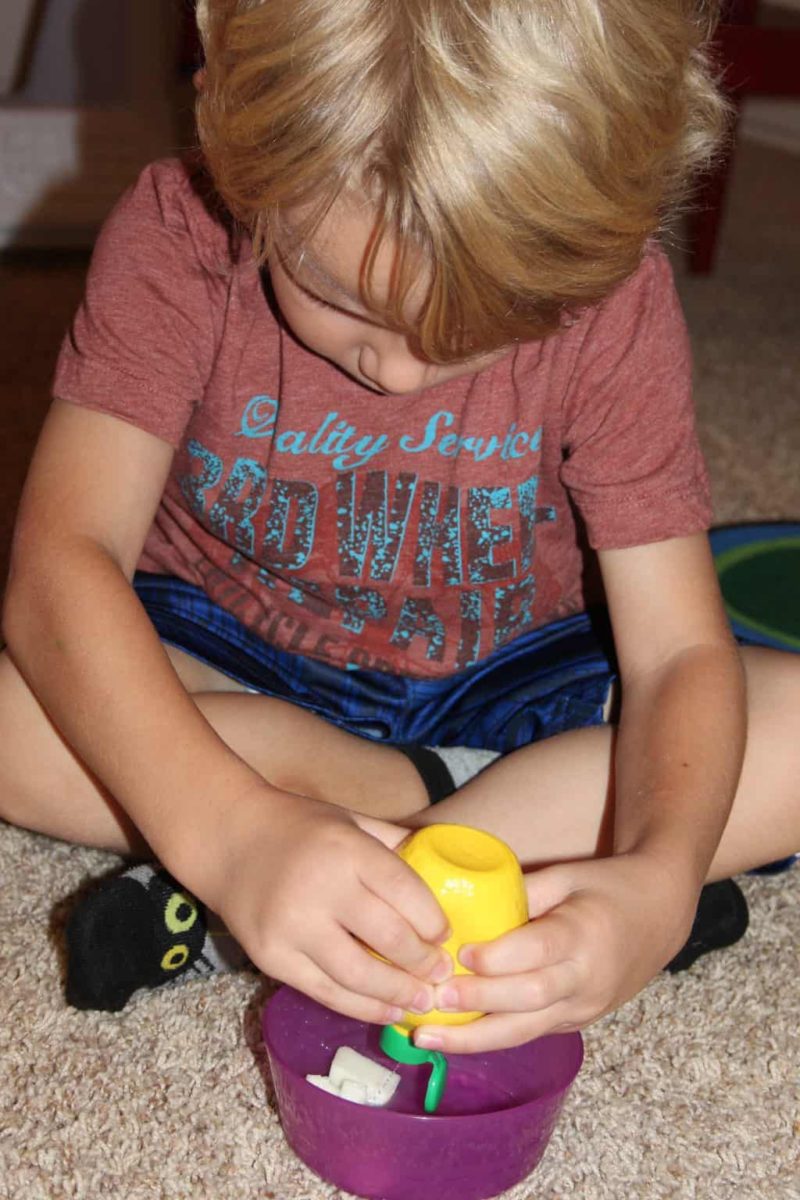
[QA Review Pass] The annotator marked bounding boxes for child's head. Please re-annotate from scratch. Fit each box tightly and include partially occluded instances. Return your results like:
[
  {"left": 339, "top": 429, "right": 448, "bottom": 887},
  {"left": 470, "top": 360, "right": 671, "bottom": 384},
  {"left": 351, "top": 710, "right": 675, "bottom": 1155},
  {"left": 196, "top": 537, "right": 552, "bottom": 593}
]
[{"left": 196, "top": 0, "right": 725, "bottom": 370}]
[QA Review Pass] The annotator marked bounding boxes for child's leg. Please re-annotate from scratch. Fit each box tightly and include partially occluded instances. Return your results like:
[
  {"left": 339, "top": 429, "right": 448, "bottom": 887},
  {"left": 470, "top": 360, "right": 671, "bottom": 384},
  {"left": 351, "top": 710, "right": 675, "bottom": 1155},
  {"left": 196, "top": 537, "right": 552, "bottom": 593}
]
[
  {"left": 0, "top": 645, "right": 430, "bottom": 855},
  {"left": 707, "top": 645, "right": 800, "bottom": 879},
  {"left": 410, "top": 645, "right": 800, "bottom": 879}
]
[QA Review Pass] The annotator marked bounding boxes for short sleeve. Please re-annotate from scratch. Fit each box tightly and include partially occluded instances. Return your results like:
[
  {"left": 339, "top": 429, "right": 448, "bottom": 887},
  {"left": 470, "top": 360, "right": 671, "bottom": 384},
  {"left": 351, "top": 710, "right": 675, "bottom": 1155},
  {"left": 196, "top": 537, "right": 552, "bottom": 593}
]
[
  {"left": 52, "top": 159, "right": 222, "bottom": 449},
  {"left": 559, "top": 246, "right": 712, "bottom": 550}
]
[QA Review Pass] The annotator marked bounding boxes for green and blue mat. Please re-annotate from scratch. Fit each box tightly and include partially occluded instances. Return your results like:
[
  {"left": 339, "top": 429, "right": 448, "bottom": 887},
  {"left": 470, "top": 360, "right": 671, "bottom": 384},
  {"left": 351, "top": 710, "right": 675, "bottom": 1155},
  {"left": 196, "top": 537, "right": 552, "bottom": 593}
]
[
  {"left": 711, "top": 522, "right": 800, "bottom": 873},
  {"left": 711, "top": 522, "right": 800, "bottom": 653}
]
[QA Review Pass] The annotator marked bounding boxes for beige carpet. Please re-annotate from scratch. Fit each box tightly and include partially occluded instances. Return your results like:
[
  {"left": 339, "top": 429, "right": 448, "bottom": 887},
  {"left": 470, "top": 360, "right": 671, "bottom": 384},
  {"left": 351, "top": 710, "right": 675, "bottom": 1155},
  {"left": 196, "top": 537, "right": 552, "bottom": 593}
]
[{"left": 1, "top": 138, "right": 799, "bottom": 1199}]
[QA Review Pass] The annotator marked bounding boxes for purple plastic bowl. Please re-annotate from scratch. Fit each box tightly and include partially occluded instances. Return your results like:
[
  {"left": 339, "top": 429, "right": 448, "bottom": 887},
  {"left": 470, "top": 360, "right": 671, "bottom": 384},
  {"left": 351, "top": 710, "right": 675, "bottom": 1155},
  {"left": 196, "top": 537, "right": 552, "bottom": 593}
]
[{"left": 263, "top": 987, "right": 583, "bottom": 1200}]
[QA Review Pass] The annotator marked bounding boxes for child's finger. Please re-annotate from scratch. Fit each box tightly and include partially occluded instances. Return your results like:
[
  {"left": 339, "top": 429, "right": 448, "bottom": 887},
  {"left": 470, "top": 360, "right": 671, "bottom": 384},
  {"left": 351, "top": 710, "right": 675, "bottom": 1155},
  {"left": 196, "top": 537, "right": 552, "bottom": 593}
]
[
  {"left": 523, "top": 862, "right": 577, "bottom": 918},
  {"left": 348, "top": 893, "right": 452, "bottom": 985},
  {"left": 414, "top": 1003, "right": 576, "bottom": 1055},
  {"left": 364, "top": 847, "right": 451, "bottom": 946},
  {"left": 292, "top": 952, "right": 411, "bottom": 1028},
  {"left": 460, "top": 907, "right": 576, "bottom": 976},
  {"left": 432, "top": 962, "right": 578, "bottom": 1020},
  {"left": 353, "top": 814, "right": 409, "bottom": 851},
  {"left": 310, "top": 926, "right": 438, "bottom": 1016}
]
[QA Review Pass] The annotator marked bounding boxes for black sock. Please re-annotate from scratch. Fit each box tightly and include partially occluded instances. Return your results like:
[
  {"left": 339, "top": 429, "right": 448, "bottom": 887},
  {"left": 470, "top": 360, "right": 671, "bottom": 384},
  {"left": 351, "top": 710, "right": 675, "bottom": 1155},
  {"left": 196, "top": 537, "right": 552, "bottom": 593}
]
[
  {"left": 65, "top": 864, "right": 247, "bottom": 1012},
  {"left": 666, "top": 879, "right": 749, "bottom": 973},
  {"left": 396, "top": 744, "right": 502, "bottom": 803},
  {"left": 396, "top": 745, "right": 458, "bottom": 803}
]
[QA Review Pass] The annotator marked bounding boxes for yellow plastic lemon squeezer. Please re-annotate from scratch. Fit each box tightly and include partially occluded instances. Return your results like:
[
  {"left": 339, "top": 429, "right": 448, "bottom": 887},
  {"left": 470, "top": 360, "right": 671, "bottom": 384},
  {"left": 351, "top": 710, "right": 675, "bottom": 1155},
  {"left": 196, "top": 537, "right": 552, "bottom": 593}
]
[{"left": 380, "top": 823, "right": 528, "bottom": 1112}]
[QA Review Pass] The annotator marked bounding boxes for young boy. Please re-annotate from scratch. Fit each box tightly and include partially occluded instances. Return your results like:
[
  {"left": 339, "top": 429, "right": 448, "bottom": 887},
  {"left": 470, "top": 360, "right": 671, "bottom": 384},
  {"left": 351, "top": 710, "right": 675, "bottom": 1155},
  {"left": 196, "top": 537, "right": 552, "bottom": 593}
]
[{"left": 1, "top": 0, "right": 798, "bottom": 1052}]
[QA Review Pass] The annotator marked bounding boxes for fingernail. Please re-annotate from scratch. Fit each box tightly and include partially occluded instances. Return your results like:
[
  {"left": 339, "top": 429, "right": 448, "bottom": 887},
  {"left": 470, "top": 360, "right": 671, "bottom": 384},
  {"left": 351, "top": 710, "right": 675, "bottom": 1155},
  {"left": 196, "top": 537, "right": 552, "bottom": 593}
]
[
  {"left": 414, "top": 1032, "right": 444, "bottom": 1051},
  {"left": 436, "top": 985, "right": 459, "bottom": 1012},
  {"left": 427, "top": 954, "right": 453, "bottom": 984},
  {"left": 409, "top": 988, "right": 433, "bottom": 1015},
  {"left": 385, "top": 1006, "right": 405, "bottom": 1024},
  {"left": 458, "top": 946, "right": 476, "bottom": 970}
]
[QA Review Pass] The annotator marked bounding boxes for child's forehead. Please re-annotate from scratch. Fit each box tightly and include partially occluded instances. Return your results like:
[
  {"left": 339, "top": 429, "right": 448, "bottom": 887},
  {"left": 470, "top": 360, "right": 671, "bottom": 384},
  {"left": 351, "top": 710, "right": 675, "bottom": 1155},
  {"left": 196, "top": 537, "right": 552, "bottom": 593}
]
[
  {"left": 274, "top": 194, "right": 428, "bottom": 307},
  {"left": 275, "top": 194, "right": 379, "bottom": 275}
]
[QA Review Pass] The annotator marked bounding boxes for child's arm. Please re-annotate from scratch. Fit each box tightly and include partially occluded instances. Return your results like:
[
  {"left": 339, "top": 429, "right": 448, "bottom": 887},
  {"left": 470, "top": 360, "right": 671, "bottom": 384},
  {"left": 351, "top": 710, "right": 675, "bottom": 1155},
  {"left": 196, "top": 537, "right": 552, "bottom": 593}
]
[
  {"left": 595, "top": 532, "right": 746, "bottom": 882},
  {"left": 4, "top": 400, "right": 449, "bottom": 1022},
  {"left": 413, "top": 533, "right": 746, "bottom": 1051}
]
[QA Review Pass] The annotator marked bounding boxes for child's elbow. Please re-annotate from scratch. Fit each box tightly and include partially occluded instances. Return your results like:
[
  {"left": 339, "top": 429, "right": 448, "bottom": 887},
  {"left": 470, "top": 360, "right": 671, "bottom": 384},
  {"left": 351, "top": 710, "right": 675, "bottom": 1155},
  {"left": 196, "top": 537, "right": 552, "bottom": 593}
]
[
  {"left": 1, "top": 544, "right": 59, "bottom": 661},
  {"left": 2, "top": 563, "right": 36, "bottom": 657}
]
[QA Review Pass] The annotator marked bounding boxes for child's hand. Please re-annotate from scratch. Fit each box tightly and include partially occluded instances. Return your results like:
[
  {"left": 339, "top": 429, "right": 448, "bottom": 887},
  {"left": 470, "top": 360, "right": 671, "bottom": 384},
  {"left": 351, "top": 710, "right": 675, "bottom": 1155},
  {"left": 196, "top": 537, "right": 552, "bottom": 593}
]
[
  {"left": 415, "top": 853, "right": 699, "bottom": 1052},
  {"left": 194, "top": 789, "right": 451, "bottom": 1025}
]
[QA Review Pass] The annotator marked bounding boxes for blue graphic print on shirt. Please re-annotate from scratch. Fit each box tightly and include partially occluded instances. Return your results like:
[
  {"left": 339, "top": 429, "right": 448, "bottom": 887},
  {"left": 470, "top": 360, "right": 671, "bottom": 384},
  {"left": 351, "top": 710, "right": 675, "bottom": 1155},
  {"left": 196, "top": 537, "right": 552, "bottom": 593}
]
[{"left": 178, "top": 393, "right": 556, "bottom": 671}]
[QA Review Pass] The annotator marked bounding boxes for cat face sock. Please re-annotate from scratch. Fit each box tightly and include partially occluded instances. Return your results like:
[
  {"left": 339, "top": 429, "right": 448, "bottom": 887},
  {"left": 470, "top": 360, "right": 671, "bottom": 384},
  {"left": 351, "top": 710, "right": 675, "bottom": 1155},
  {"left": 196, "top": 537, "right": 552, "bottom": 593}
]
[{"left": 65, "top": 864, "right": 248, "bottom": 1012}]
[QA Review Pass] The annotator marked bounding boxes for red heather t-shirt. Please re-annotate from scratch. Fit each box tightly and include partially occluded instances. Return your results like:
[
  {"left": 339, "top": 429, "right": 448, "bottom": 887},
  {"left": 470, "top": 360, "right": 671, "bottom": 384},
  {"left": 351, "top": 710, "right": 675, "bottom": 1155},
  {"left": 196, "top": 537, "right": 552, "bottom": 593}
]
[{"left": 54, "top": 159, "right": 712, "bottom": 679}]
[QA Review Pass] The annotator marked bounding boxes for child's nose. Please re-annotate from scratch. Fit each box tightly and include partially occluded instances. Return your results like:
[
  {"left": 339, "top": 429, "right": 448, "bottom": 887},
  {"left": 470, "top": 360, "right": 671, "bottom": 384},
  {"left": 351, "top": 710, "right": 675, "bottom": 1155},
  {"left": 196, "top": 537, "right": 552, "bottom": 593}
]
[{"left": 358, "top": 344, "right": 430, "bottom": 395}]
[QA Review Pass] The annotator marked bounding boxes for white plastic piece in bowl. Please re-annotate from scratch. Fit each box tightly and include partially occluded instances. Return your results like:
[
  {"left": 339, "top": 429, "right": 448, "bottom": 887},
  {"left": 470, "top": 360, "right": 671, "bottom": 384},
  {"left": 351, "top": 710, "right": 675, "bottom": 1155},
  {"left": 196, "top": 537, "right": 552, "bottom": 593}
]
[
  {"left": 305, "top": 1074, "right": 340, "bottom": 1097},
  {"left": 339, "top": 1078, "right": 369, "bottom": 1104},
  {"left": 305, "top": 1045, "right": 400, "bottom": 1107}
]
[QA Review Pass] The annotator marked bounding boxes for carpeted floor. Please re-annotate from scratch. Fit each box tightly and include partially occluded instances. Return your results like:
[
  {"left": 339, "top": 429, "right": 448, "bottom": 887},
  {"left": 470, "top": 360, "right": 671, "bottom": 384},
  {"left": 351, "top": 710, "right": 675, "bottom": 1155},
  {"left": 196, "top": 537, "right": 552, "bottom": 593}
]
[{"left": 0, "top": 138, "right": 798, "bottom": 1199}]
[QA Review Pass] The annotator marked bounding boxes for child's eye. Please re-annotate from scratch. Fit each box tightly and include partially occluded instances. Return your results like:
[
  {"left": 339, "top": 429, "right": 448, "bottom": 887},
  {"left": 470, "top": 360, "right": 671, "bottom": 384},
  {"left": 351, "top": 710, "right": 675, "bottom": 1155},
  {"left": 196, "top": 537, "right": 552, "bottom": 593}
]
[
  {"left": 301, "top": 284, "right": 369, "bottom": 324},
  {"left": 305, "top": 290, "right": 337, "bottom": 312},
  {"left": 290, "top": 271, "right": 388, "bottom": 330},
  {"left": 291, "top": 276, "right": 341, "bottom": 313}
]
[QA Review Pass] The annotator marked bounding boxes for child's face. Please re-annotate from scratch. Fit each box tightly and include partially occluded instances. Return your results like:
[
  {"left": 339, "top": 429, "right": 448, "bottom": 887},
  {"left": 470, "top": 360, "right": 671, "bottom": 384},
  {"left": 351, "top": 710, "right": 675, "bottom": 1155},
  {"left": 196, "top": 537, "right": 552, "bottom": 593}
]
[{"left": 269, "top": 196, "right": 507, "bottom": 395}]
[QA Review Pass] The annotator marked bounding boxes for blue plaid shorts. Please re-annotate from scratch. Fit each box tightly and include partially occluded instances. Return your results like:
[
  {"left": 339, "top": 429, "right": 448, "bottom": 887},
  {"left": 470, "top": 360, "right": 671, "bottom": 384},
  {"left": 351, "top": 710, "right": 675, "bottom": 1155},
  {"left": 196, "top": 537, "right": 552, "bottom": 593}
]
[{"left": 134, "top": 572, "right": 619, "bottom": 752}]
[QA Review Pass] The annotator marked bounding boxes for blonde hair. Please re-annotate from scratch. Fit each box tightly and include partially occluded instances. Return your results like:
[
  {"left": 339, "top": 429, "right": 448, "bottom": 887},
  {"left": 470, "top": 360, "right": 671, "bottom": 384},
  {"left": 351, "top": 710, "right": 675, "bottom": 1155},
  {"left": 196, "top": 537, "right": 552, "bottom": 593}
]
[{"left": 197, "top": 0, "right": 726, "bottom": 361}]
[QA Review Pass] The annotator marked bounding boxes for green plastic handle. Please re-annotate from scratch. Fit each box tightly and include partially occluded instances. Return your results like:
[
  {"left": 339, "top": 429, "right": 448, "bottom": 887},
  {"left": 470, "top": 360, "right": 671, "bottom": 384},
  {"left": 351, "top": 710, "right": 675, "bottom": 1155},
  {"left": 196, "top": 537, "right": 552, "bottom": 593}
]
[{"left": 380, "top": 1024, "right": 448, "bottom": 1114}]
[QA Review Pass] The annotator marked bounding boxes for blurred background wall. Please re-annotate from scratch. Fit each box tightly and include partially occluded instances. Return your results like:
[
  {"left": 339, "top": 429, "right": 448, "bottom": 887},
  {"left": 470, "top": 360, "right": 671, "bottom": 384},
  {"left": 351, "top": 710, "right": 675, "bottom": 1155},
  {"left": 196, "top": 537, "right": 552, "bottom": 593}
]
[
  {"left": 741, "top": 0, "right": 800, "bottom": 152},
  {"left": 0, "top": 0, "right": 187, "bottom": 248}
]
